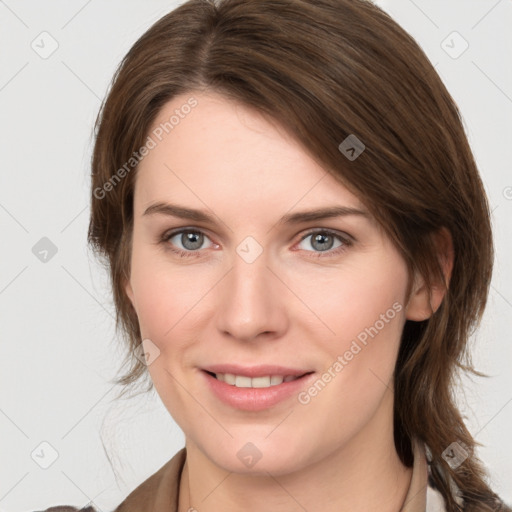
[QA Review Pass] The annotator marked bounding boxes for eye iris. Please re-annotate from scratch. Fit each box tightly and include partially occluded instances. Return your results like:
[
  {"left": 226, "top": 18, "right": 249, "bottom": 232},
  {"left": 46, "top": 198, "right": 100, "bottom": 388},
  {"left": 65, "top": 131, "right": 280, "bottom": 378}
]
[
  {"left": 182, "top": 231, "right": 203, "bottom": 250},
  {"left": 311, "top": 233, "right": 333, "bottom": 251}
]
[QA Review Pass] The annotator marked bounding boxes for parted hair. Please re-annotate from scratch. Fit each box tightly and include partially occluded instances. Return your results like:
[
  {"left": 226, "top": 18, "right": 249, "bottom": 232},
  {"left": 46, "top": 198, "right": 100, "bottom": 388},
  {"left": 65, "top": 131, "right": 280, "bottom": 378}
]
[{"left": 88, "top": 0, "right": 509, "bottom": 509}]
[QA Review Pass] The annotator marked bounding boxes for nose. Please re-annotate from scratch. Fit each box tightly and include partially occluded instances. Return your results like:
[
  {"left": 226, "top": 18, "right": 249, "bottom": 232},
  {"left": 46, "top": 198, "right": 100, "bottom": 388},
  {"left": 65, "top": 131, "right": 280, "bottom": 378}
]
[{"left": 214, "top": 250, "right": 289, "bottom": 343}]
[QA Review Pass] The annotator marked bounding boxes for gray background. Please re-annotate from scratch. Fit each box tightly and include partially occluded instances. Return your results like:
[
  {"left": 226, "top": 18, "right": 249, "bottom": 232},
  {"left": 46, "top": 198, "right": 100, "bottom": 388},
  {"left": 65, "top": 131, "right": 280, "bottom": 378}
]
[{"left": 0, "top": 0, "right": 510, "bottom": 510}]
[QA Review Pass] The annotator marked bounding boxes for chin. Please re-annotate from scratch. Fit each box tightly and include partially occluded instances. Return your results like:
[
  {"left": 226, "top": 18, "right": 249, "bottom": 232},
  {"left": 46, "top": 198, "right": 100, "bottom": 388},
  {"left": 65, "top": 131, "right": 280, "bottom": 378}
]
[{"left": 197, "top": 435, "right": 315, "bottom": 476}]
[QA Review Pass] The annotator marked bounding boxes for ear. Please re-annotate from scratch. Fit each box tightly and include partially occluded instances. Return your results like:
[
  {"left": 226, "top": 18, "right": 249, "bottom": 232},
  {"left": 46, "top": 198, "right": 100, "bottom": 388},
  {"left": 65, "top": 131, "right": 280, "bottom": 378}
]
[
  {"left": 405, "top": 227, "right": 454, "bottom": 321},
  {"left": 124, "top": 276, "right": 135, "bottom": 307}
]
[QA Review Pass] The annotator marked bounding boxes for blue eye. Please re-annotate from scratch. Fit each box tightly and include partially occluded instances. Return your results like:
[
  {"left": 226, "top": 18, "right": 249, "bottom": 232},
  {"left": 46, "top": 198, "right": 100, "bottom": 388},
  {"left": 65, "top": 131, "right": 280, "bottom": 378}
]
[
  {"left": 161, "top": 229, "right": 214, "bottom": 258},
  {"left": 297, "top": 229, "right": 352, "bottom": 257},
  {"left": 160, "top": 228, "right": 352, "bottom": 259}
]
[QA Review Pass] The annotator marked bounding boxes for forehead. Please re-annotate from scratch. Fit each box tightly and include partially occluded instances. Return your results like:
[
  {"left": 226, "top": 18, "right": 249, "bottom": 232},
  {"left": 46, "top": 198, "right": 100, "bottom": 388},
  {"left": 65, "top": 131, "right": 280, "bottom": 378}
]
[{"left": 134, "top": 91, "right": 367, "bottom": 216}]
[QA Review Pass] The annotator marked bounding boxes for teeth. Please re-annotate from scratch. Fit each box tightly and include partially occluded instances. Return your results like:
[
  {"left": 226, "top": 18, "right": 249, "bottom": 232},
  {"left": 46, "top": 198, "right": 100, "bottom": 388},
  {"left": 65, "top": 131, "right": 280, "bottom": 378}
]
[
  {"left": 271, "top": 375, "right": 284, "bottom": 385},
  {"left": 224, "top": 373, "right": 236, "bottom": 385},
  {"left": 252, "top": 376, "right": 271, "bottom": 388},
  {"left": 214, "top": 373, "right": 301, "bottom": 388},
  {"left": 235, "top": 375, "right": 252, "bottom": 387}
]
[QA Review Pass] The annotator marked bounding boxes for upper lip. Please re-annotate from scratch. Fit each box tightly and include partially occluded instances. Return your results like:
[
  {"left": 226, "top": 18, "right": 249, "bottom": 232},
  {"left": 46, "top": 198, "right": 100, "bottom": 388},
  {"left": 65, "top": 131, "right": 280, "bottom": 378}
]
[{"left": 202, "top": 364, "right": 313, "bottom": 378}]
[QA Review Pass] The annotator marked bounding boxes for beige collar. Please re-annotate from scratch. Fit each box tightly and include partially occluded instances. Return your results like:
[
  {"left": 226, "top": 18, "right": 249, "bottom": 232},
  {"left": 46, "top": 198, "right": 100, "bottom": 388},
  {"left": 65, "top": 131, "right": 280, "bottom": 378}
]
[{"left": 402, "top": 438, "right": 429, "bottom": 512}]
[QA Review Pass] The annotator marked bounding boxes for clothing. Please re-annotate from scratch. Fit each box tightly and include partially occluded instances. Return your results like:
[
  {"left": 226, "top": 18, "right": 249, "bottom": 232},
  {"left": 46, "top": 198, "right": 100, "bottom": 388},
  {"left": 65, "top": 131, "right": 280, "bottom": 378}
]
[
  {"left": 32, "top": 441, "right": 467, "bottom": 512},
  {"left": 110, "top": 439, "right": 454, "bottom": 512}
]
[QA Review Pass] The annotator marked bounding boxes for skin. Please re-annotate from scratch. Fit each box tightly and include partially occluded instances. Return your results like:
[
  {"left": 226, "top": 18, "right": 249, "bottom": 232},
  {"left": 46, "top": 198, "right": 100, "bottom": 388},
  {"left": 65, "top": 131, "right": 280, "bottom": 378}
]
[{"left": 124, "top": 91, "right": 451, "bottom": 512}]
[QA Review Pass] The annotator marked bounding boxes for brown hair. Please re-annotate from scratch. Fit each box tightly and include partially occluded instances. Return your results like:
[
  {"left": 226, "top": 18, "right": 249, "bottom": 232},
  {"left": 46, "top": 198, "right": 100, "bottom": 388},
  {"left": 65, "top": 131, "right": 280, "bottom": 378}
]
[{"left": 88, "top": 0, "right": 509, "bottom": 509}]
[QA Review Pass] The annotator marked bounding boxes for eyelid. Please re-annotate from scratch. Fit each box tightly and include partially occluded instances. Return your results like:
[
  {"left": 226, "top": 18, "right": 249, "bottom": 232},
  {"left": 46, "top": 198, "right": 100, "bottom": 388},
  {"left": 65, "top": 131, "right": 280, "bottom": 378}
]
[
  {"left": 162, "top": 225, "right": 212, "bottom": 237},
  {"left": 161, "top": 227, "right": 217, "bottom": 248},
  {"left": 293, "top": 228, "right": 353, "bottom": 256},
  {"left": 160, "top": 226, "right": 353, "bottom": 257},
  {"left": 297, "top": 227, "right": 354, "bottom": 244}
]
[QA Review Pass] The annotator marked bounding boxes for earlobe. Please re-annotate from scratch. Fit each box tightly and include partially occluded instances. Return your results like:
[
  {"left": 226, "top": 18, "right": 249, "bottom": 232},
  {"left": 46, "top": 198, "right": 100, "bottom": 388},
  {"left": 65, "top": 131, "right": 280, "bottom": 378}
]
[
  {"left": 124, "top": 278, "right": 135, "bottom": 307},
  {"left": 405, "top": 227, "right": 454, "bottom": 321},
  {"left": 405, "top": 273, "right": 433, "bottom": 321}
]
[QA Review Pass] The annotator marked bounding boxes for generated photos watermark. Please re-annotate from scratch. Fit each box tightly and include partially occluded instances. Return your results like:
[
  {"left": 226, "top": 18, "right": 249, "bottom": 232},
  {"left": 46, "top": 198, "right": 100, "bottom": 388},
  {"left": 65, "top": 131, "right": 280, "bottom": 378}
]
[
  {"left": 93, "top": 96, "right": 198, "bottom": 200},
  {"left": 297, "top": 301, "right": 403, "bottom": 404}
]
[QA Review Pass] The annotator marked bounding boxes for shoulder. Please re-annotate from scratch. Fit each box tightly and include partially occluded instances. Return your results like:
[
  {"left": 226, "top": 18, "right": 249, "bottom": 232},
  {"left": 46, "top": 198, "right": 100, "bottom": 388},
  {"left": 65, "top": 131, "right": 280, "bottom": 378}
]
[
  {"left": 114, "top": 447, "right": 187, "bottom": 511},
  {"left": 32, "top": 448, "right": 187, "bottom": 512}
]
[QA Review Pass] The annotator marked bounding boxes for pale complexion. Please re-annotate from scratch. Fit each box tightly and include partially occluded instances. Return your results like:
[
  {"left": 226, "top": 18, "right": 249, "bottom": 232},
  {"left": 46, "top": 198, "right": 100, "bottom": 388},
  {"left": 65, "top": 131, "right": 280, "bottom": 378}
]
[{"left": 124, "top": 91, "right": 451, "bottom": 512}]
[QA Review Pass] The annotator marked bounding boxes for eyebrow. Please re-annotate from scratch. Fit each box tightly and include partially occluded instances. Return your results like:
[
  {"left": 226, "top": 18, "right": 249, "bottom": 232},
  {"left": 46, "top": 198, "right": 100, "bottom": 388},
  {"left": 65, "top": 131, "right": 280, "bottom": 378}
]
[{"left": 142, "top": 202, "right": 370, "bottom": 225}]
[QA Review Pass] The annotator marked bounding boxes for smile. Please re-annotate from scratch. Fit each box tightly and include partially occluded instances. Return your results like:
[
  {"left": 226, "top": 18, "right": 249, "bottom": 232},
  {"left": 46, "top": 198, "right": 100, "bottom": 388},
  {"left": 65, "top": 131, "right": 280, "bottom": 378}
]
[
  {"left": 210, "top": 372, "right": 303, "bottom": 388},
  {"left": 201, "top": 369, "right": 315, "bottom": 411}
]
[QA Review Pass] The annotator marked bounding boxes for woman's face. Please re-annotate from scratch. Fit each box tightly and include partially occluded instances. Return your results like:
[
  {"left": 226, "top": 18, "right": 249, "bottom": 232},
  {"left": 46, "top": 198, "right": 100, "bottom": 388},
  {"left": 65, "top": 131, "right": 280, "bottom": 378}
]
[{"left": 125, "top": 91, "right": 413, "bottom": 474}]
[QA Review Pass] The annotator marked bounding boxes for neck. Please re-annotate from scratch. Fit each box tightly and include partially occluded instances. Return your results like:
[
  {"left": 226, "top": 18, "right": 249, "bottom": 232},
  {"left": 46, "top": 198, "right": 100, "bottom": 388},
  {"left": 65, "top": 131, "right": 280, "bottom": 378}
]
[{"left": 178, "top": 392, "right": 413, "bottom": 512}]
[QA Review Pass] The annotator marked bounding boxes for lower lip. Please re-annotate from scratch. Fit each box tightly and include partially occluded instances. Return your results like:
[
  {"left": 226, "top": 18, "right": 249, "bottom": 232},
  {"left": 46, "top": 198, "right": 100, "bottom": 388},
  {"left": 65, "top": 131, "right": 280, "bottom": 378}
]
[{"left": 201, "top": 370, "right": 315, "bottom": 411}]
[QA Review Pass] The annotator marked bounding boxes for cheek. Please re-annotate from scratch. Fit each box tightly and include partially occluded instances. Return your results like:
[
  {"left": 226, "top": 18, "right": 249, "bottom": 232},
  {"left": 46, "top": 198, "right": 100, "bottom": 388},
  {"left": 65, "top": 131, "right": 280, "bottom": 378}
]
[
  {"left": 320, "top": 253, "right": 408, "bottom": 347},
  {"left": 128, "top": 243, "right": 206, "bottom": 425},
  {"left": 332, "top": 286, "right": 405, "bottom": 367},
  {"left": 294, "top": 252, "right": 409, "bottom": 396},
  {"left": 129, "top": 242, "right": 203, "bottom": 339},
  {"left": 289, "top": 274, "right": 407, "bottom": 451}
]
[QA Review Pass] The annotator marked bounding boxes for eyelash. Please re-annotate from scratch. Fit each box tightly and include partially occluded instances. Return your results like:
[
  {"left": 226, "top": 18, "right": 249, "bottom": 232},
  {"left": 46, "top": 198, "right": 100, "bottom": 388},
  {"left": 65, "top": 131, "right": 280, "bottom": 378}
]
[{"left": 159, "top": 227, "right": 353, "bottom": 259}]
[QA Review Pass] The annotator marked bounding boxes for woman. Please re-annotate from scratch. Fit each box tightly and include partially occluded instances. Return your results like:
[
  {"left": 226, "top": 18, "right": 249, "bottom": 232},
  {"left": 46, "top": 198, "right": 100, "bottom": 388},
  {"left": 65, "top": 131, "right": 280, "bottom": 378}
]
[{"left": 41, "top": 0, "right": 510, "bottom": 510}]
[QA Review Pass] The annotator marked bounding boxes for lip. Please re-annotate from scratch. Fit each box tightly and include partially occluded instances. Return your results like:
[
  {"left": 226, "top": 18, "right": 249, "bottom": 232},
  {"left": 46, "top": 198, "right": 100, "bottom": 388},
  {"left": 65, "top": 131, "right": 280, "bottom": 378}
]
[
  {"left": 202, "top": 364, "right": 312, "bottom": 378},
  {"left": 200, "top": 368, "right": 316, "bottom": 412}
]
